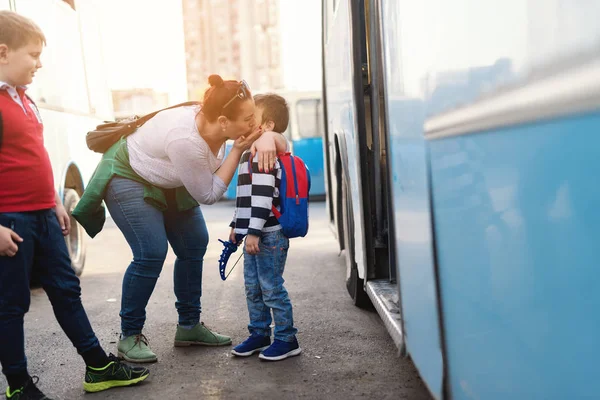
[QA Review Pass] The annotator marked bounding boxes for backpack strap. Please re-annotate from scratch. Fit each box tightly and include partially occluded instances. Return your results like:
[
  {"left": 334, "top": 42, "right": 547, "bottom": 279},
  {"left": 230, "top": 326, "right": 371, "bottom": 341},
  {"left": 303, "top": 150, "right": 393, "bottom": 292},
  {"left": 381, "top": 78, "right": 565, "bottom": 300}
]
[{"left": 289, "top": 155, "right": 300, "bottom": 205}]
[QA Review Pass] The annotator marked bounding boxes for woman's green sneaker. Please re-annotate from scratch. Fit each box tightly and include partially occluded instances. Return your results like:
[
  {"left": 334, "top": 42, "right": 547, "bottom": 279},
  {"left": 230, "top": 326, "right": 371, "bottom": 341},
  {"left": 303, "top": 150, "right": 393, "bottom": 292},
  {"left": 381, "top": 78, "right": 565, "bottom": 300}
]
[
  {"left": 84, "top": 354, "right": 150, "bottom": 393},
  {"left": 174, "top": 322, "right": 232, "bottom": 347},
  {"left": 117, "top": 334, "right": 157, "bottom": 363}
]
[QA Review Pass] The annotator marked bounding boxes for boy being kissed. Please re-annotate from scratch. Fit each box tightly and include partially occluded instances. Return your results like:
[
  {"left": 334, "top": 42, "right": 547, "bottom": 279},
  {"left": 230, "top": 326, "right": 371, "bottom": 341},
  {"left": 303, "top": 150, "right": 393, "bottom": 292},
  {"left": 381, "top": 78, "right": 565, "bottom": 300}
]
[{"left": 229, "top": 93, "right": 302, "bottom": 361}]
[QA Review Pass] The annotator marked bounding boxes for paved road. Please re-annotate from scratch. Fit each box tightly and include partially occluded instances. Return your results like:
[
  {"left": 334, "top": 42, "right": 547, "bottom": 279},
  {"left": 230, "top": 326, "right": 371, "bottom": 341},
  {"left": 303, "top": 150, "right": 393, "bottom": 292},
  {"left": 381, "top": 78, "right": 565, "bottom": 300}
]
[{"left": 0, "top": 201, "right": 432, "bottom": 400}]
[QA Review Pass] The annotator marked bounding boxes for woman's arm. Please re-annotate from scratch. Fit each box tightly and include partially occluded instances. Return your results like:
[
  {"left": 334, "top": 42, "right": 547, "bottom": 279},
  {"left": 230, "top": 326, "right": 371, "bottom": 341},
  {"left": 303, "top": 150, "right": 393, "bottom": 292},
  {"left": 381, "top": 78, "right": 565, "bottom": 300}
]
[
  {"left": 165, "top": 130, "right": 263, "bottom": 204},
  {"left": 214, "top": 146, "right": 244, "bottom": 187},
  {"left": 272, "top": 132, "right": 289, "bottom": 153},
  {"left": 215, "top": 128, "right": 269, "bottom": 185},
  {"left": 167, "top": 138, "right": 230, "bottom": 205}
]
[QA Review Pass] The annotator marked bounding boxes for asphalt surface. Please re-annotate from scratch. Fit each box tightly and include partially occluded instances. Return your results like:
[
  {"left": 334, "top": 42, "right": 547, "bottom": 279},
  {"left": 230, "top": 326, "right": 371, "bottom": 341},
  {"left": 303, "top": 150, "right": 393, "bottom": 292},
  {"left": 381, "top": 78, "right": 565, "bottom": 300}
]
[{"left": 0, "top": 201, "right": 432, "bottom": 400}]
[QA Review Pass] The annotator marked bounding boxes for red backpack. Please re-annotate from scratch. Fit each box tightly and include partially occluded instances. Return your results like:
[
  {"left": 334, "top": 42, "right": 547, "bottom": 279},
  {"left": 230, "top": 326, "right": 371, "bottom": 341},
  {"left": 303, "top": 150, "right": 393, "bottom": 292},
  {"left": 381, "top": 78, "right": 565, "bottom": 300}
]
[{"left": 249, "top": 152, "right": 311, "bottom": 238}]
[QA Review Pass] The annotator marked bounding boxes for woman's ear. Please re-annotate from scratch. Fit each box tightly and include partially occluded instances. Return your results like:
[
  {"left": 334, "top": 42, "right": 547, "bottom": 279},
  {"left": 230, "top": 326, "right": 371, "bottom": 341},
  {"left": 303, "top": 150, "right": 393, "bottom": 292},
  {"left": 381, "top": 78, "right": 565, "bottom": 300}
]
[{"left": 218, "top": 115, "right": 228, "bottom": 131}]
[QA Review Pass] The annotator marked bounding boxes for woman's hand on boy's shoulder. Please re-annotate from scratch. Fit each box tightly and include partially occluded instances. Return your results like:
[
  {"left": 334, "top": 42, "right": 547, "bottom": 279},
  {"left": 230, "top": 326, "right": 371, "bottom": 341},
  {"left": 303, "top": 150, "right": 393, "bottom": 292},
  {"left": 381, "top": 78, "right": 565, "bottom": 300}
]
[{"left": 251, "top": 130, "right": 282, "bottom": 172}]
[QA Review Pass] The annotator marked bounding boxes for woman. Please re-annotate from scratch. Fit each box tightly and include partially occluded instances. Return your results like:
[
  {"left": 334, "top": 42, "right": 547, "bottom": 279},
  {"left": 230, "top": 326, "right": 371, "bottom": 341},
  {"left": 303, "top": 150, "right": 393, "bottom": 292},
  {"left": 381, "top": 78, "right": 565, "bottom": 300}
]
[{"left": 73, "top": 75, "right": 288, "bottom": 363}]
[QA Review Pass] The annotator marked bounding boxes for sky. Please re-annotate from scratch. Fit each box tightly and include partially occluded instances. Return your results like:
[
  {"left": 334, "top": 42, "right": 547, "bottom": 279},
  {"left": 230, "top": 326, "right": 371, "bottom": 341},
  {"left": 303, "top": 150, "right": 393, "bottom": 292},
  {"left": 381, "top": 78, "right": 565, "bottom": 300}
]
[{"left": 94, "top": 0, "right": 322, "bottom": 104}]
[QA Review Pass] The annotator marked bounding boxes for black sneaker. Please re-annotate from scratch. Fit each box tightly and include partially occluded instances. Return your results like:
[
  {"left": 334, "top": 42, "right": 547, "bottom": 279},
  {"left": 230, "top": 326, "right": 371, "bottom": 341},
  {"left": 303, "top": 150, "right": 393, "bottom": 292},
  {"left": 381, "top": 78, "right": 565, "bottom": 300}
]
[
  {"left": 83, "top": 353, "right": 150, "bottom": 393},
  {"left": 5, "top": 376, "right": 53, "bottom": 400}
]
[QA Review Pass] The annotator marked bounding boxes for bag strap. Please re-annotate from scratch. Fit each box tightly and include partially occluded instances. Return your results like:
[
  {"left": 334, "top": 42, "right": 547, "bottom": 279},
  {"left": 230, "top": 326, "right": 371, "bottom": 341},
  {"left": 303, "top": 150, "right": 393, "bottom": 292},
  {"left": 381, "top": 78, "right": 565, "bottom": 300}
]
[
  {"left": 134, "top": 101, "right": 200, "bottom": 127},
  {"left": 289, "top": 155, "right": 300, "bottom": 205}
]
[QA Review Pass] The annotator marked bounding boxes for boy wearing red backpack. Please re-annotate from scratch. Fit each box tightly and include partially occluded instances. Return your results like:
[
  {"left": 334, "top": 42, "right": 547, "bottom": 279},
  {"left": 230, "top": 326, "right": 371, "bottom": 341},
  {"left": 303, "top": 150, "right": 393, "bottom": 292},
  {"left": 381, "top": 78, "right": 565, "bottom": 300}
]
[{"left": 229, "top": 94, "right": 302, "bottom": 361}]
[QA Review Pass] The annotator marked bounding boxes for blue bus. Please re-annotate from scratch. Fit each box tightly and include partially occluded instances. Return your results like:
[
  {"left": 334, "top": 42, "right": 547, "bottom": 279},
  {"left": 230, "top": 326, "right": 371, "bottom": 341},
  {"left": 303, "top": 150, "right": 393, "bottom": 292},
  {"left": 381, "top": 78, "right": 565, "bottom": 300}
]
[
  {"left": 223, "top": 90, "right": 326, "bottom": 200},
  {"left": 322, "top": 1, "right": 600, "bottom": 399}
]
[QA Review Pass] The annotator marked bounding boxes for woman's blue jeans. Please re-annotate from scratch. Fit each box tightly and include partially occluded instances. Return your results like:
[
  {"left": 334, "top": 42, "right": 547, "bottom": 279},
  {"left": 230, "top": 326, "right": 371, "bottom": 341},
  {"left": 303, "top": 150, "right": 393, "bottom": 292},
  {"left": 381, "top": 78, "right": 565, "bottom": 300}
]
[{"left": 105, "top": 177, "right": 208, "bottom": 337}]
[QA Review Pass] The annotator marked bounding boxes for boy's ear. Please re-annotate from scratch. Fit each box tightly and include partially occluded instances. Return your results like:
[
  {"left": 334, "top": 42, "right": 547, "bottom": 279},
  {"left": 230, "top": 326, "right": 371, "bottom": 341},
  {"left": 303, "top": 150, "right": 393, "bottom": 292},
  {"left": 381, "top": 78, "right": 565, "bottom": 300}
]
[
  {"left": 264, "top": 120, "right": 275, "bottom": 132},
  {"left": 0, "top": 44, "right": 9, "bottom": 63}
]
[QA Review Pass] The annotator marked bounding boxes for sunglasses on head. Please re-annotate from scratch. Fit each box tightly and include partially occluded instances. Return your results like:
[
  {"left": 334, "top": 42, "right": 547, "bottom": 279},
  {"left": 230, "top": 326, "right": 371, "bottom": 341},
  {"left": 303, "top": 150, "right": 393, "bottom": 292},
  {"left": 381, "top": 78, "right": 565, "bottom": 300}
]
[{"left": 222, "top": 80, "right": 251, "bottom": 110}]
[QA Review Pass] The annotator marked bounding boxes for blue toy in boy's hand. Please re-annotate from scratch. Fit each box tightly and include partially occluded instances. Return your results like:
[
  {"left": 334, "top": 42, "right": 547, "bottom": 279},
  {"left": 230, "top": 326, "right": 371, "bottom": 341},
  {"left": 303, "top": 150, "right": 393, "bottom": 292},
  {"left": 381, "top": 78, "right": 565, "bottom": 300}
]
[{"left": 218, "top": 238, "right": 243, "bottom": 281}]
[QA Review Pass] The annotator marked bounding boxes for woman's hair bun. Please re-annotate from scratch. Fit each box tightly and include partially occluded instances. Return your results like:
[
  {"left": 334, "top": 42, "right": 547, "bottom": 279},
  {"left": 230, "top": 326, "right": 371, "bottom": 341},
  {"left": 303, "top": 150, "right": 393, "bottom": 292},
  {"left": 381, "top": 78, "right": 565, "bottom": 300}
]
[{"left": 208, "top": 74, "right": 224, "bottom": 87}]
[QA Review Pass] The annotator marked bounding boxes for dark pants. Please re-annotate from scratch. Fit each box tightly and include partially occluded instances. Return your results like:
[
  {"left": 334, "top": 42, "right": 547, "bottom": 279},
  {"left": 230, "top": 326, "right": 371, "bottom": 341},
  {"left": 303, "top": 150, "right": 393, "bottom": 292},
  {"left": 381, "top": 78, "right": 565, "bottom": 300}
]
[{"left": 0, "top": 209, "right": 100, "bottom": 377}]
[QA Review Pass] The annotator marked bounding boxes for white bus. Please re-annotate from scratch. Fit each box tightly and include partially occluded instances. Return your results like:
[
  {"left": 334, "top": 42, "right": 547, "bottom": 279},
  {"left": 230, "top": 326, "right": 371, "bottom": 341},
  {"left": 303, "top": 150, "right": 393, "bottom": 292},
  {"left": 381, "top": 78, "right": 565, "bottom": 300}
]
[{"left": 2, "top": 0, "right": 114, "bottom": 275}]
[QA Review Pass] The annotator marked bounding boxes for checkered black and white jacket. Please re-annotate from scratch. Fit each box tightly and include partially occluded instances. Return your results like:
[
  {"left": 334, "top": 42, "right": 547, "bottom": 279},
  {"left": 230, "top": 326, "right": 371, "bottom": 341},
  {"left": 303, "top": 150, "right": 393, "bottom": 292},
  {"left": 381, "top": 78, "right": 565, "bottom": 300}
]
[{"left": 230, "top": 151, "right": 282, "bottom": 237}]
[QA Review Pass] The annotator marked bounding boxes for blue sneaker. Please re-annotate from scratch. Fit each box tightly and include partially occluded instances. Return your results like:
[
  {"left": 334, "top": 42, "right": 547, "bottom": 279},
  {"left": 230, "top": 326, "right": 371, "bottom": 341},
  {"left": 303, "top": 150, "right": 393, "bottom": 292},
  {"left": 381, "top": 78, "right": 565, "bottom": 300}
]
[
  {"left": 258, "top": 338, "right": 302, "bottom": 361},
  {"left": 231, "top": 334, "right": 271, "bottom": 357}
]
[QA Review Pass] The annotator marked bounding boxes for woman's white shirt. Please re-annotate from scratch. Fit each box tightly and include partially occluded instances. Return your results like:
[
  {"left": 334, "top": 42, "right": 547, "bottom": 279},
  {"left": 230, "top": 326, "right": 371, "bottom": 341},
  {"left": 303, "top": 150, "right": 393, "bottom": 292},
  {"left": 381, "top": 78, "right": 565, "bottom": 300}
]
[{"left": 127, "top": 105, "right": 227, "bottom": 205}]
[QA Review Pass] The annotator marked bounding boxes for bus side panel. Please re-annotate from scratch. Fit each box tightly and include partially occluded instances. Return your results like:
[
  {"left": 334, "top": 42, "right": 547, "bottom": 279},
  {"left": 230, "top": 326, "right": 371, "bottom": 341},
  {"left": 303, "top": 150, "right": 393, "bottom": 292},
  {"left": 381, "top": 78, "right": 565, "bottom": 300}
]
[
  {"left": 379, "top": 1, "right": 444, "bottom": 398},
  {"left": 40, "top": 109, "right": 103, "bottom": 191},
  {"left": 429, "top": 111, "right": 600, "bottom": 400},
  {"left": 382, "top": 0, "right": 599, "bottom": 398}
]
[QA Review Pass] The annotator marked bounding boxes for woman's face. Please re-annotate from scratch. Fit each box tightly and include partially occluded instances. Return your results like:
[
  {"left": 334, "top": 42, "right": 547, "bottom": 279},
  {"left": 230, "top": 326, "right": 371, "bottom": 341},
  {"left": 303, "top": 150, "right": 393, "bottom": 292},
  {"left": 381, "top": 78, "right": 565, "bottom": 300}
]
[{"left": 228, "top": 99, "right": 257, "bottom": 139}]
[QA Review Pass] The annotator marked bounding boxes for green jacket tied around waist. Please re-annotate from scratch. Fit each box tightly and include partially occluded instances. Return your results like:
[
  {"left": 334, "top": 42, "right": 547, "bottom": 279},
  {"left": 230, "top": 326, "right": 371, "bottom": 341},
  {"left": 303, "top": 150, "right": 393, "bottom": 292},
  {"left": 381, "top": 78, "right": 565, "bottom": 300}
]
[{"left": 72, "top": 138, "right": 199, "bottom": 238}]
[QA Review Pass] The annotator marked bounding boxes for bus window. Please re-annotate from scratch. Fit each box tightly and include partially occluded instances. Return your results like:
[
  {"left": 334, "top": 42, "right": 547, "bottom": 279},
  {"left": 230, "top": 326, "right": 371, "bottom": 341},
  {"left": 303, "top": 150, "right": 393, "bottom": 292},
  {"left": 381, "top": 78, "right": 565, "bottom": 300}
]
[
  {"left": 16, "top": 1, "right": 90, "bottom": 114},
  {"left": 295, "top": 98, "right": 323, "bottom": 139},
  {"left": 75, "top": 0, "right": 113, "bottom": 118}
]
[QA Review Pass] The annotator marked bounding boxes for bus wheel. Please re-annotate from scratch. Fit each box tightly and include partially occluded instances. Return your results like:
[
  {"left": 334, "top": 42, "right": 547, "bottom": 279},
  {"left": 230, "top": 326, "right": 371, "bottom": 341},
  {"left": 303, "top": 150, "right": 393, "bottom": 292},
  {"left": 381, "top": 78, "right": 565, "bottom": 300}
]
[
  {"left": 341, "top": 174, "right": 371, "bottom": 308},
  {"left": 64, "top": 188, "right": 86, "bottom": 276}
]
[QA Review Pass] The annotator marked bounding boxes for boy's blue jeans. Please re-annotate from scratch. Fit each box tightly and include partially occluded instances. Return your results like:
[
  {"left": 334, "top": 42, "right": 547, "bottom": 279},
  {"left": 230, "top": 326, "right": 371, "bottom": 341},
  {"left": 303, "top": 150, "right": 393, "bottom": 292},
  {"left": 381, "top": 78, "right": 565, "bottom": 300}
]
[
  {"left": 0, "top": 209, "right": 101, "bottom": 377},
  {"left": 104, "top": 177, "right": 208, "bottom": 337},
  {"left": 243, "top": 230, "right": 297, "bottom": 342}
]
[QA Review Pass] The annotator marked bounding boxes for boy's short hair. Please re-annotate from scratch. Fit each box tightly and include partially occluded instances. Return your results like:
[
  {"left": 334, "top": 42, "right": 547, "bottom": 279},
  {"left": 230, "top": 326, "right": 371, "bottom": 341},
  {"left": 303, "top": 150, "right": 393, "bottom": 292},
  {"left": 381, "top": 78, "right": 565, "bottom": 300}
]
[
  {"left": 254, "top": 93, "right": 289, "bottom": 134},
  {"left": 0, "top": 10, "right": 46, "bottom": 49}
]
